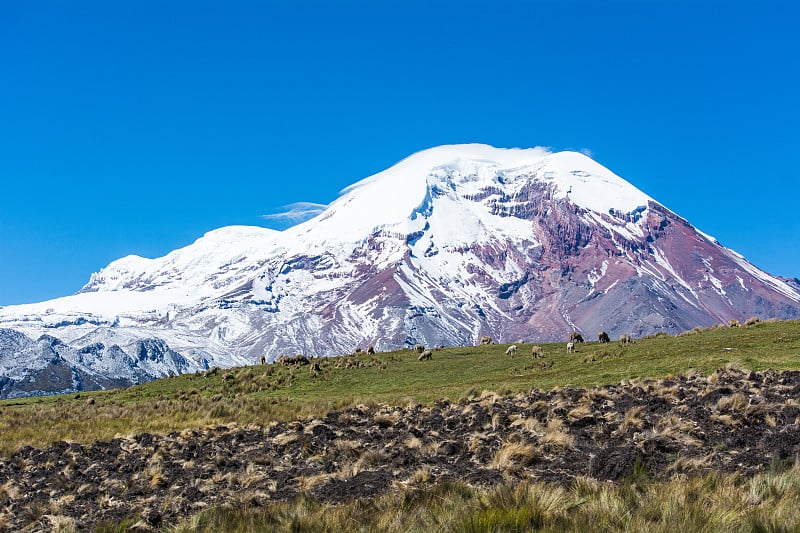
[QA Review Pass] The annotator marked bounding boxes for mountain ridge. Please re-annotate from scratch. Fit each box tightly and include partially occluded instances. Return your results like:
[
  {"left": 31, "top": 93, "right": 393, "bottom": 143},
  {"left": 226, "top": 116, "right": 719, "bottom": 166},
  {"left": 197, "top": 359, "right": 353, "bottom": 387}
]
[{"left": 2, "top": 144, "right": 798, "bottom": 398}]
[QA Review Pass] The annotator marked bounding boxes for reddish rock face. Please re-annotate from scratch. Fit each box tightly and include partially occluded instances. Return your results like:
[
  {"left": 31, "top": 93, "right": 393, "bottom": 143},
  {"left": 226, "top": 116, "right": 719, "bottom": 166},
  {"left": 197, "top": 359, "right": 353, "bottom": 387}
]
[{"left": 240, "top": 182, "right": 800, "bottom": 358}]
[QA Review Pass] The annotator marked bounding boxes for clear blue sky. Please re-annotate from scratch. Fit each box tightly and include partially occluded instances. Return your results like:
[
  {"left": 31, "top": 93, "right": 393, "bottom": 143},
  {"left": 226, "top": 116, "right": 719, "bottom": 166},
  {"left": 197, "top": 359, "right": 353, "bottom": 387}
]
[{"left": 1, "top": 1, "right": 798, "bottom": 306}]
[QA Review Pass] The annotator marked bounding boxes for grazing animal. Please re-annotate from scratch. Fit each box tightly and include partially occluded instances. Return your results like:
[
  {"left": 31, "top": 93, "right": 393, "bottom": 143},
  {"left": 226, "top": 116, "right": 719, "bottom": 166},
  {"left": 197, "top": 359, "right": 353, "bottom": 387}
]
[
  {"left": 531, "top": 345, "right": 544, "bottom": 358},
  {"left": 345, "top": 358, "right": 363, "bottom": 369},
  {"left": 570, "top": 332, "right": 584, "bottom": 343},
  {"left": 480, "top": 336, "right": 493, "bottom": 345},
  {"left": 367, "top": 346, "right": 376, "bottom": 355},
  {"left": 414, "top": 344, "right": 425, "bottom": 353},
  {"left": 598, "top": 331, "right": 610, "bottom": 343},
  {"left": 566, "top": 342, "right": 575, "bottom": 353},
  {"left": 260, "top": 355, "right": 266, "bottom": 365},
  {"left": 505, "top": 345, "right": 517, "bottom": 357},
  {"left": 620, "top": 334, "right": 633, "bottom": 345},
  {"left": 280, "top": 354, "right": 310, "bottom": 366},
  {"left": 310, "top": 362, "right": 322, "bottom": 376},
  {"left": 418, "top": 350, "right": 433, "bottom": 361}
]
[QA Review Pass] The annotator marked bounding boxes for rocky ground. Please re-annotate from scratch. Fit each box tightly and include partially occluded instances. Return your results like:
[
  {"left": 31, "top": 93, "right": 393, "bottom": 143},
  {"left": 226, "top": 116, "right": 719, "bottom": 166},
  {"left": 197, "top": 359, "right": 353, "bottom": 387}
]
[{"left": 2, "top": 367, "right": 800, "bottom": 531}]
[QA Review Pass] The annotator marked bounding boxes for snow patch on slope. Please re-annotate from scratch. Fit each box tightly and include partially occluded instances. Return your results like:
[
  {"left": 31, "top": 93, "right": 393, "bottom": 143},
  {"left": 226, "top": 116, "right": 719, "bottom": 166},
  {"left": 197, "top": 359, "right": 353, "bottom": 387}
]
[
  {"left": 727, "top": 250, "right": 800, "bottom": 302},
  {"left": 541, "top": 151, "right": 655, "bottom": 215}
]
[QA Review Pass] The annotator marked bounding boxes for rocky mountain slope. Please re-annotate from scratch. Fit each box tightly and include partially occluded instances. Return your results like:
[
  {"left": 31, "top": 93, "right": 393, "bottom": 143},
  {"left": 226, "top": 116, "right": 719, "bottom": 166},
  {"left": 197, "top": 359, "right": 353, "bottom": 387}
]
[{"left": 2, "top": 144, "right": 799, "bottom": 397}]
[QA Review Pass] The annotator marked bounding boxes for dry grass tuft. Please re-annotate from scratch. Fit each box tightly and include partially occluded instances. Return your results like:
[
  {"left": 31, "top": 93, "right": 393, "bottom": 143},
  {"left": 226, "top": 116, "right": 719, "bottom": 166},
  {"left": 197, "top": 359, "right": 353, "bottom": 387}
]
[
  {"left": 510, "top": 415, "right": 543, "bottom": 434},
  {"left": 401, "top": 467, "right": 432, "bottom": 487},
  {"left": 0, "top": 480, "right": 21, "bottom": 501},
  {"left": 716, "top": 392, "right": 748, "bottom": 413},
  {"left": 272, "top": 431, "right": 299, "bottom": 447},
  {"left": 404, "top": 436, "right": 423, "bottom": 449},
  {"left": 541, "top": 418, "right": 573, "bottom": 449},
  {"left": 468, "top": 432, "right": 489, "bottom": 453},
  {"left": 459, "top": 386, "right": 480, "bottom": 402},
  {"left": 44, "top": 514, "right": 77, "bottom": 533},
  {"left": 491, "top": 440, "right": 540, "bottom": 469},
  {"left": 239, "top": 462, "right": 266, "bottom": 489},
  {"left": 667, "top": 453, "right": 715, "bottom": 474},
  {"left": 620, "top": 406, "right": 645, "bottom": 433},
  {"left": 655, "top": 414, "right": 702, "bottom": 447},
  {"left": 567, "top": 403, "right": 593, "bottom": 421},
  {"left": 479, "top": 390, "right": 500, "bottom": 405},
  {"left": 373, "top": 411, "right": 401, "bottom": 428},
  {"left": 334, "top": 439, "right": 363, "bottom": 460},
  {"left": 710, "top": 413, "right": 738, "bottom": 426},
  {"left": 298, "top": 472, "right": 334, "bottom": 491},
  {"left": 330, "top": 449, "right": 386, "bottom": 479},
  {"left": 528, "top": 399, "right": 549, "bottom": 417}
]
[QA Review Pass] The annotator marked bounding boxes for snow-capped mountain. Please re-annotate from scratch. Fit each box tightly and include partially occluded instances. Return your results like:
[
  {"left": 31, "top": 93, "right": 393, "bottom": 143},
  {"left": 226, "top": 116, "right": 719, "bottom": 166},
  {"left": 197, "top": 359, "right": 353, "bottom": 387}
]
[{"left": 2, "top": 144, "right": 799, "bottom": 397}]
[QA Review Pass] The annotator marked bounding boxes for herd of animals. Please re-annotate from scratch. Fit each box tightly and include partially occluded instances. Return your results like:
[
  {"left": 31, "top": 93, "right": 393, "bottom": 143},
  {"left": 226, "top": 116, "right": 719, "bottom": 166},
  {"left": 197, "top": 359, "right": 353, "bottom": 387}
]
[{"left": 259, "top": 330, "right": 634, "bottom": 368}]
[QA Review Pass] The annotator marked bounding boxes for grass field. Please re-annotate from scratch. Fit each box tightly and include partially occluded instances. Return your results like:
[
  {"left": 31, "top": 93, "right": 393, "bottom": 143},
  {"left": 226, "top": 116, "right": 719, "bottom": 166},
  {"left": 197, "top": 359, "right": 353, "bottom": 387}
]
[
  {"left": 2, "top": 319, "right": 800, "bottom": 531},
  {"left": 2, "top": 319, "right": 799, "bottom": 456}
]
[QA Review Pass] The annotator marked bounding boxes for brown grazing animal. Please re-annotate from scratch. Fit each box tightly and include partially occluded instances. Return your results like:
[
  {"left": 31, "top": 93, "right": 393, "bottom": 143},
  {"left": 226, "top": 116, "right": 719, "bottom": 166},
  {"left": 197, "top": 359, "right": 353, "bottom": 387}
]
[
  {"left": 598, "top": 331, "right": 610, "bottom": 343},
  {"left": 279, "top": 354, "right": 310, "bottom": 366}
]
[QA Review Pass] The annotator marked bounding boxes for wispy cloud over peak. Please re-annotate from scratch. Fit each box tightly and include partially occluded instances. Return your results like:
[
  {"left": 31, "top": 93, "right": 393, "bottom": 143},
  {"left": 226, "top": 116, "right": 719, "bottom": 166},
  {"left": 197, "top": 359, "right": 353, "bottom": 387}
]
[{"left": 261, "top": 202, "right": 328, "bottom": 229}]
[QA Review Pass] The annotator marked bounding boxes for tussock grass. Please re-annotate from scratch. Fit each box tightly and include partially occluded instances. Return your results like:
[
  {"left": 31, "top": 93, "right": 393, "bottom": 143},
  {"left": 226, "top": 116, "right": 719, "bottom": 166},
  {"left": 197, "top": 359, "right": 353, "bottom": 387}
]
[
  {"left": 170, "top": 462, "right": 800, "bottom": 532},
  {"left": 490, "top": 440, "right": 540, "bottom": 469},
  {"left": 716, "top": 392, "right": 748, "bottom": 413},
  {"left": 621, "top": 406, "right": 646, "bottom": 433}
]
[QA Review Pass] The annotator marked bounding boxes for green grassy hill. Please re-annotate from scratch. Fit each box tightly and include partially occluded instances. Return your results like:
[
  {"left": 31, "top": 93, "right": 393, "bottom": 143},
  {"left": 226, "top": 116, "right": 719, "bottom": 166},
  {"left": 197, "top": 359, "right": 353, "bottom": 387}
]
[{"left": 2, "top": 319, "right": 799, "bottom": 455}]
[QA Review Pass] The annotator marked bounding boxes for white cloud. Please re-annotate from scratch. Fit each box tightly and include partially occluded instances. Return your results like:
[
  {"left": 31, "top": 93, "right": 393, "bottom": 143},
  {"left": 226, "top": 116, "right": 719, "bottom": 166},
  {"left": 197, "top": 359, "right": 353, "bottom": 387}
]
[{"left": 261, "top": 202, "right": 328, "bottom": 228}]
